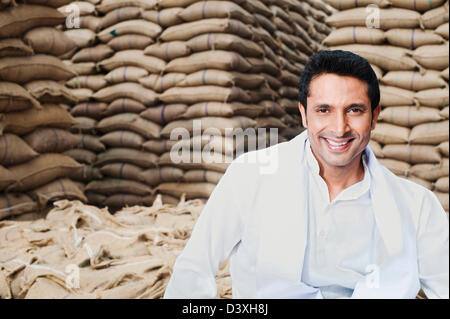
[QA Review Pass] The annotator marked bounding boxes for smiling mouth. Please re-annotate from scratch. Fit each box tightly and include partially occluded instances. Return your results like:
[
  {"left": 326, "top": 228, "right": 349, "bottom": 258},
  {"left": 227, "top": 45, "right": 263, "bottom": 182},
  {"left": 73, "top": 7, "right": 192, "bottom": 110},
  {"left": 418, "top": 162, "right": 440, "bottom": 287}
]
[{"left": 322, "top": 137, "right": 355, "bottom": 151}]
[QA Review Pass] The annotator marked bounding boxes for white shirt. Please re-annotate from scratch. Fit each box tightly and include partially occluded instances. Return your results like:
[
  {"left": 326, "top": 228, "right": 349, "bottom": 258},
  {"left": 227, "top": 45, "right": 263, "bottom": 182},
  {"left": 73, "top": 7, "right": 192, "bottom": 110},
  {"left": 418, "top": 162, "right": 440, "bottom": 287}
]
[{"left": 302, "top": 139, "right": 377, "bottom": 299}]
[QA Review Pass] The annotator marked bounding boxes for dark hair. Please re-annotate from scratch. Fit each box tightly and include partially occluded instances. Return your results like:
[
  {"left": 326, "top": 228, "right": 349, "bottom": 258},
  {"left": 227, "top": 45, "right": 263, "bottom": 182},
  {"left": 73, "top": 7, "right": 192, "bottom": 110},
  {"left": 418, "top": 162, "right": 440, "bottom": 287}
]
[{"left": 298, "top": 50, "right": 380, "bottom": 112}]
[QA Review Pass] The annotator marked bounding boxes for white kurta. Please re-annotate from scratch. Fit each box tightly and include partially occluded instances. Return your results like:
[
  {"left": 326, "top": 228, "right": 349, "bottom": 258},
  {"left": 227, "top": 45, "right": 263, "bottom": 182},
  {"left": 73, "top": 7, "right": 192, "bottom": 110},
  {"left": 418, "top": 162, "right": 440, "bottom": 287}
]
[{"left": 164, "top": 130, "right": 449, "bottom": 299}]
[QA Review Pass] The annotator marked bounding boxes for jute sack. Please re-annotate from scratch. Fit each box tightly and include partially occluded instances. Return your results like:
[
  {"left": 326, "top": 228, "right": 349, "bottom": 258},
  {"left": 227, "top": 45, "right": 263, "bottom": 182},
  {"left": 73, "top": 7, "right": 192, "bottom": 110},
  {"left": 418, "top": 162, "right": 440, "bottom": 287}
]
[
  {"left": 95, "top": 148, "right": 159, "bottom": 168},
  {"left": 323, "top": 27, "right": 385, "bottom": 46},
  {"left": 323, "top": 0, "right": 390, "bottom": 10},
  {"left": 107, "top": 34, "right": 154, "bottom": 51},
  {"left": 158, "top": 0, "right": 212, "bottom": 7},
  {"left": 157, "top": 182, "right": 216, "bottom": 199},
  {"left": 380, "top": 86, "right": 416, "bottom": 106},
  {"left": 70, "top": 116, "right": 97, "bottom": 134},
  {"left": 178, "top": 70, "right": 264, "bottom": 89},
  {"left": 96, "top": 0, "right": 157, "bottom": 14},
  {"left": 63, "top": 29, "right": 96, "bottom": 48},
  {"left": 440, "top": 106, "right": 449, "bottom": 118},
  {"left": 0, "top": 38, "right": 34, "bottom": 58},
  {"left": 368, "top": 140, "right": 384, "bottom": 158},
  {"left": 142, "top": 8, "right": 183, "bottom": 27},
  {"left": 262, "top": 73, "right": 283, "bottom": 91},
  {"left": 23, "top": 27, "right": 76, "bottom": 56},
  {"left": 100, "top": 131, "right": 145, "bottom": 149},
  {"left": 66, "top": 75, "right": 107, "bottom": 91},
  {"left": 0, "top": 165, "right": 16, "bottom": 191},
  {"left": 100, "top": 163, "right": 143, "bottom": 182},
  {"left": 378, "top": 106, "right": 443, "bottom": 127},
  {"left": 0, "top": 134, "right": 38, "bottom": 166},
  {"left": 178, "top": 1, "right": 255, "bottom": 25},
  {"left": 105, "top": 67, "right": 148, "bottom": 84},
  {"left": 371, "top": 123, "right": 410, "bottom": 144},
  {"left": 144, "top": 41, "right": 190, "bottom": 61},
  {"left": 0, "top": 104, "right": 76, "bottom": 136},
  {"left": 441, "top": 67, "right": 449, "bottom": 80},
  {"left": 421, "top": 2, "right": 449, "bottom": 29},
  {"left": 159, "top": 18, "right": 252, "bottom": 42},
  {"left": 389, "top": 0, "right": 445, "bottom": 11},
  {"left": 0, "top": 4, "right": 65, "bottom": 39},
  {"left": 0, "top": 82, "right": 41, "bottom": 113},
  {"left": 280, "top": 70, "right": 299, "bottom": 87},
  {"left": 23, "top": 128, "right": 80, "bottom": 154},
  {"left": 85, "top": 191, "right": 106, "bottom": 206},
  {"left": 165, "top": 50, "right": 252, "bottom": 74},
  {"left": 142, "top": 139, "right": 177, "bottom": 155},
  {"left": 410, "top": 158, "right": 449, "bottom": 181},
  {"left": 255, "top": 116, "right": 288, "bottom": 129},
  {"left": 435, "top": 176, "right": 450, "bottom": 192},
  {"left": 25, "top": 80, "right": 78, "bottom": 104},
  {"left": 58, "top": 1, "right": 96, "bottom": 16},
  {"left": 64, "top": 61, "right": 97, "bottom": 76},
  {"left": 140, "top": 104, "right": 187, "bottom": 125},
  {"left": 0, "top": 194, "right": 38, "bottom": 220},
  {"left": 172, "top": 135, "right": 236, "bottom": 156},
  {"left": 277, "top": 98, "right": 300, "bottom": 113},
  {"left": 159, "top": 86, "right": 252, "bottom": 104},
  {"left": 105, "top": 98, "right": 146, "bottom": 116},
  {"left": 434, "top": 191, "right": 449, "bottom": 210},
  {"left": 409, "top": 120, "right": 449, "bottom": 144},
  {"left": 435, "top": 23, "right": 449, "bottom": 40},
  {"left": 64, "top": 149, "right": 96, "bottom": 165},
  {"left": 158, "top": 150, "right": 231, "bottom": 173},
  {"left": 183, "top": 102, "right": 265, "bottom": 118},
  {"left": 0, "top": 55, "right": 76, "bottom": 83},
  {"left": 382, "top": 144, "right": 442, "bottom": 164},
  {"left": 97, "top": 20, "right": 161, "bottom": 43},
  {"left": 248, "top": 57, "right": 289, "bottom": 76},
  {"left": 141, "top": 167, "right": 184, "bottom": 186},
  {"left": 184, "top": 169, "right": 223, "bottom": 184},
  {"left": 97, "top": 113, "right": 161, "bottom": 139},
  {"left": 67, "top": 88, "right": 93, "bottom": 103},
  {"left": 370, "top": 64, "right": 384, "bottom": 81},
  {"left": 415, "top": 88, "right": 449, "bottom": 108},
  {"left": 76, "top": 134, "right": 105, "bottom": 152},
  {"left": 279, "top": 86, "right": 299, "bottom": 100},
  {"left": 7, "top": 153, "right": 82, "bottom": 192},
  {"left": 85, "top": 179, "right": 152, "bottom": 196},
  {"left": 329, "top": 45, "right": 420, "bottom": 71},
  {"left": 138, "top": 73, "right": 186, "bottom": 93},
  {"left": 93, "top": 83, "right": 158, "bottom": 106},
  {"left": 261, "top": 101, "right": 287, "bottom": 118},
  {"left": 412, "top": 44, "right": 450, "bottom": 70},
  {"left": 79, "top": 15, "right": 103, "bottom": 33},
  {"left": 378, "top": 158, "right": 411, "bottom": 176},
  {"left": 72, "top": 44, "right": 114, "bottom": 63},
  {"left": 30, "top": 178, "right": 87, "bottom": 207},
  {"left": 237, "top": 0, "right": 272, "bottom": 17},
  {"left": 104, "top": 194, "right": 154, "bottom": 208},
  {"left": 100, "top": 6, "right": 142, "bottom": 30},
  {"left": 385, "top": 29, "right": 444, "bottom": 49},
  {"left": 326, "top": 8, "right": 422, "bottom": 29},
  {"left": 98, "top": 50, "right": 166, "bottom": 73},
  {"left": 381, "top": 70, "right": 447, "bottom": 91},
  {"left": 399, "top": 175, "right": 433, "bottom": 190},
  {"left": 438, "top": 141, "right": 449, "bottom": 156}
]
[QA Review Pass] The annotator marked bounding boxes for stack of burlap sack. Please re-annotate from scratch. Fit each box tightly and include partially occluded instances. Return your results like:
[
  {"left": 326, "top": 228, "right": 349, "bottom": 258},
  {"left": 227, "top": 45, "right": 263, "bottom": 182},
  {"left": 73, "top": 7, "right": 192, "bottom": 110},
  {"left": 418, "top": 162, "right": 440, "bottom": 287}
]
[
  {"left": 0, "top": 0, "right": 88, "bottom": 221},
  {"left": 0, "top": 196, "right": 232, "bottom": 299},
  {"left": 324, "top": 0, "right": 449, "bottom": 213}
]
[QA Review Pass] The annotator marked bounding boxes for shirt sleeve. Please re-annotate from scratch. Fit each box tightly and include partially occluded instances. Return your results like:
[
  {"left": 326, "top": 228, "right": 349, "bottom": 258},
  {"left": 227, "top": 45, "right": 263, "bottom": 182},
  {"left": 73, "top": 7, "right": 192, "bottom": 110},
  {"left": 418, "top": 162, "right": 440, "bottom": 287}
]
[
  {"left": 163, "top": 159, "right": 246, "bottom": 299},
  {"left": 417, "top": 190, "right": 449, "bottom": 299}
]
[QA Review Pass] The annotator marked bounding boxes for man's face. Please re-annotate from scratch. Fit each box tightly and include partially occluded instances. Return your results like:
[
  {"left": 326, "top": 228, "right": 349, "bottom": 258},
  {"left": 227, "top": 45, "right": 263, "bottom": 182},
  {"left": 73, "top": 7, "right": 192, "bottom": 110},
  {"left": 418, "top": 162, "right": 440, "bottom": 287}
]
[{"left": 299, "top": 73, "right": 381, "bottom": 169}]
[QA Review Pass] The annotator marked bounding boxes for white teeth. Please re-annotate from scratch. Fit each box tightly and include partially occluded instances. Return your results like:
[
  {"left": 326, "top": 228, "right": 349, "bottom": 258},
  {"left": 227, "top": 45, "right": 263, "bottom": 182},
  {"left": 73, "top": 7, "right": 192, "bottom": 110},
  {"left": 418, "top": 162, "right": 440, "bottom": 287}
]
[{"left": 326, "top": 139, "right": 349, "bottom": 146}]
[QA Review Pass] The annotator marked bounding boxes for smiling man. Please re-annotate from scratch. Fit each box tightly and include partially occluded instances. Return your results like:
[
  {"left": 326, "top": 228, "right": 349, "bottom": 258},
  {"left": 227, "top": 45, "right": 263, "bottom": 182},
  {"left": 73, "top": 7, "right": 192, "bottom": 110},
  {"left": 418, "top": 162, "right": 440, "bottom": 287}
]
[{"left": 164, "top": 50, "right": 449, "bottom": 299}]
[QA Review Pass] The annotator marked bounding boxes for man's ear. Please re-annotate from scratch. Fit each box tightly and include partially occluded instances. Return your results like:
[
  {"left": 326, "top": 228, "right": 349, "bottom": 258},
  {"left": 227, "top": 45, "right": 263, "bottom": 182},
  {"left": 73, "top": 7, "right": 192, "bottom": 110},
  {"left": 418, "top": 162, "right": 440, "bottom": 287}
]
[
  {"left": 371, "top": 103, "right": 381, "bottom": 130},
  {"left": 299, "top": 103, "right": 308, "bottom": 128}
]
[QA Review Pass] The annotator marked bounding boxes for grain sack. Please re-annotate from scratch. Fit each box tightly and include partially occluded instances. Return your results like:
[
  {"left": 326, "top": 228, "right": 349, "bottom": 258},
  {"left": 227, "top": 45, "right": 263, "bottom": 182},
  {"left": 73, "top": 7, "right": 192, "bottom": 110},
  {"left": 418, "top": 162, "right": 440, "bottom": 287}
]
[
  {"left": 0, "top": 165, "right": 15, "bottom": 191},
  {"left": 139, "top": 73, "right": 186, "bottom": 93},
  {"left": 142, "top": 139, "right": 177, "bottom": 155},
  {"left": 156, "top": 182, "right": 216, "bottom": 199},
  {"left": 438, "top": 141, "right": 449, "bottom": 156},
  {"left": 0, "top": 55, "right": 76, "bottom": 83},
  {"left": 79, "top": 15, "right": 103, "bottom": 33},
  {"left": 70, "top": 117, "right": 97, "bottom": 133},
  {"left": 72, "top": 45, "right": 114, "bottom": 63},
  {"left": 144, "top": 42, "right": 190, "bottom": 61},
  {"left": 410, "top": 158, "right": 449, "bottom": 180},
  {"left": 183, "top": 102, "right": 265, "bottom": 118},
  {"left": 141, "top": 167, "right": 184, "bottom": 186},
  {"left": 70, "top": 165, "right": 103, "bottom": 182},
  {"left": 64, "top": 149, "right": 97, "bottom": 165},
  {"left": 389, "top": 0, "right": 445, "bottom": 11},
  {"left": 105, "top": 98, "right": 146, "bottom": 116},
  {"left": 140, "top": 104, "right": 187, "bottom": 125},
  {"left": 177, "top": 135, "right": 237, "bottom": 156},
  {"left": 440, "top": 66, "right": 449, "bottom": 80},
  {"left": 100, "top": 6, "right": 142, "bottom": 30},
  {"left": 371, "top": 123, "right": 410, "bottom": 144},
  {"left": 435, "top": 23, "right": 449, "bottom": 39},
  {"left": 178, "top": 1, "right": 254, "bottom": 25},
  {"left": 100, "top": 131, "right": 145, "bottom": 149},
  {"left": 76, "top": 133, "right": 105, "bottom": 153},
  {"left": 380, "top": 86, "right": 416, "bottom": 106},
  {"left": 23, "top": 27, "right": 76, "bottom": 56},
  {"left": 178, "top": 70, "right": 264, "bottom": 89},
  {"left": 184, "top": 170, "right": 223, "bottom": 184},
  {"left": 440, "top": 106, "right": 449, "bottom": 118},
  {"left": 435, "top": 176, "right": 450, "bottom": 192},
  {"left": 399, "top": 175, "right": 433, "bottom": 190},
  {"left": 66, "top": 75, "right": 107, "bottom": 91},
  {"left": 0, "top": 134, "right": 39, "bottom": 166},
  {"left": 0, "top": 38, "right": 34, "bottom": 58},
  {"left": 95, "top": 148, "right": 158, "bottom": 168},
  {"left": 435, "top": 191, "right": 449, "bottom": 210},
  {"left": 0, "top": 4, "right": 65, "bottom": 38},
  {"left": 0, "top": 104, "right": 76, "bottom": 136},
  {"left": 107, "top": 34, "right": 154, "bottom": 51},
  {"left": 0, "top": 82, "right": 41, "bottom": 113},
  {"left": 0, "top": 194, "right": 38, "bottom": 220},
  {"left": 99, "top": 50, "right": 166, "bottom": 73},
  {"left": 159, "top": 18, "right": 252, "bottom": 42},
  {"left": 104, "top": 194, "right": 154, "bottom": 208},
  {"left": 64, "top": 29, "right": 96, "bottom": 48},
  {"left": 58, "top": 1, "right": 96, "bottom": 16},
  {"left": 412, "top": 44, "right": 450, "bottom": 70},
  {"left": 64, "top": 61, "right": 97, "bottom": 76},
  {"left": 409, "top": 120, "right": 449, "bottom": 144},
  {"left": 7, "top": 153, "right": 82, "bottom": 192},
  {"left": 165, "top": 50, "right": 252, "bottom": 74},
  {"left": 159, "top": 86, "right": 251, "bottom": 104},
  {"left": 24, "top": 80, "right": 78, "bottom": 104},
  {"left": 85, "top": 179, "right": 152, "bottom": 196},
  {"left": 378, "top": 106, "right": 443, "bottom": 127},
  {"left": 368, "top": 140, "right": 384, "bottom": 158},
  {"left": 93, "top": 83, "right": 158, "bottom": 106},
  {"left": 96, "top": 0, "right": 157, "bottom": 14},
  {"left": 97, "top": 20, "right": 161, "bottom": 43},
  {"left": 323, "top": 27, "right": 386, "bottom": 46},
  {"left": 415, "top": 88, "right": 449, "bottom": 108},
  {"left": 158, "top": 150, "right": 232, "bottom": 173},
  {"left": 326, "top": 8, "right": 422, "bottom": 30},
  {"left": 381, "top": 71, "right": 447, "bottom": 91},
  {"left": 30, "top": 178, "right": 87, "bottom": 207},
  {"left": 382, "top": 144, "right": 442, "bottom": 164},
  {"left": 324, "top": 0, "right": 391, "bottom": 10},
  {"left": 23, "top": 128, "right": 80, "bottom": 153},
  {"left": 68, "top": 88, "right": 93, "bottom": 103},
  {"left": 97, "top": 113, "right": 161, "bottom": 139},
  {"left": 385, "top": 29, "right": 444, "bottom": 49},
  {"left": 142, "top": 8, "right": 183, "bottom": 27},
  {"left": 329, "top": 45, "right": 420, "bottom": 71},
  {"left": 378, "top": 158, "right": 411, "bottom": 176},
  {"left": 105, "top": 67, "right": 148, "bottom": 84},
  {"left": 421, "top": 2, "right": 449, "bottom": 29},
  {"left": 100, "top": 163, "right": 144, "bottom": 182}
]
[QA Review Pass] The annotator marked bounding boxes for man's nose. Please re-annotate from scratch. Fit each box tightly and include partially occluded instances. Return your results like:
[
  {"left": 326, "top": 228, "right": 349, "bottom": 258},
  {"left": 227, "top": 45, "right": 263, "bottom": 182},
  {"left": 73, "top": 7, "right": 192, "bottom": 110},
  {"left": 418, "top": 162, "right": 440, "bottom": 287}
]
[{"left": 332, "top": 111, "right": 349, "bottom": 137}]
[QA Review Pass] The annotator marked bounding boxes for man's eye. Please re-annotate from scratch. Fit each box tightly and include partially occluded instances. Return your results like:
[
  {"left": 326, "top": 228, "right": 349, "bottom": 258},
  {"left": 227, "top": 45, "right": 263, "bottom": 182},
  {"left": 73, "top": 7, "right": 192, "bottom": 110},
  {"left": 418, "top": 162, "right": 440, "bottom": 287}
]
[
  {"left": 349, "top": 108, "right": 362, "bottom": 113},
  {"left": 317, "top": 108, "right": 328, "bottom": 113}
]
